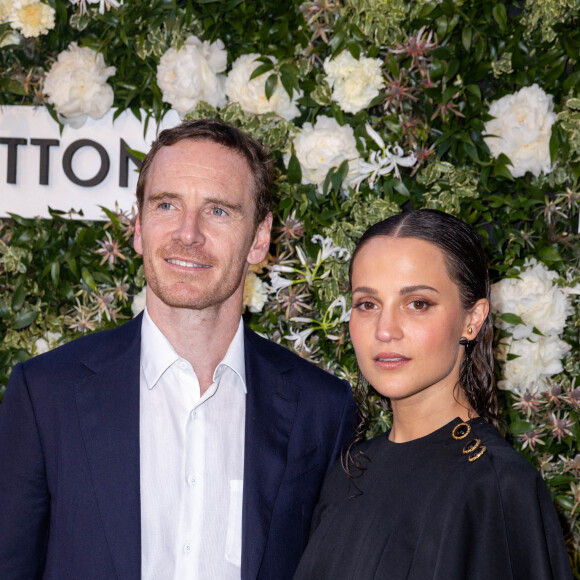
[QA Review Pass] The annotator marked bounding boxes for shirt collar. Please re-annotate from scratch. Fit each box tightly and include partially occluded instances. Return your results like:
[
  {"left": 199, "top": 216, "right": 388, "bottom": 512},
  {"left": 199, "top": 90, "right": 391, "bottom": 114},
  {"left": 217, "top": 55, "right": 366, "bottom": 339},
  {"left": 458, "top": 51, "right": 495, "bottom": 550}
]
[{"left": 140, "top": 308, "right": 246, "bottom": 393}]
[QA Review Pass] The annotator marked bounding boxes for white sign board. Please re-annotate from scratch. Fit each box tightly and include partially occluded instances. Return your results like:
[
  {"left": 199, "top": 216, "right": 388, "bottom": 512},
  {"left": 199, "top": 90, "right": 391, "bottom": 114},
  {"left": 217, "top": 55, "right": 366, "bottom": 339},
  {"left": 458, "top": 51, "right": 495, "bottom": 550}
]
[{"left": 0, "top": 106, "right": 181, "bottom": 220}]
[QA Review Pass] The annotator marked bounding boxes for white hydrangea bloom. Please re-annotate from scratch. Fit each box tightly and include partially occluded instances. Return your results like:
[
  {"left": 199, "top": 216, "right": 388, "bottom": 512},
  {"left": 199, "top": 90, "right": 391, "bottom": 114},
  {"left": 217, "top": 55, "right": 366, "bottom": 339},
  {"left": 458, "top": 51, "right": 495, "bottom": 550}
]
[
  {"left": 156, "top": 35, "right": 227, "bottom": 116},
  {"left": 484, "top": 84, "right": 556, "bottom": 178},
  {"left": 497, "top": 334, "right": 572, "bottom": 394},
  {"left": 44, "top": 42, "right": 116, "bottom": 129},
  {"left": 323, "top": 51, "right": 384, "bottom": 114},
  {"left": 243, "top": 272, "right": 268, "bottom": 313},
  {"left": 225, "top": 53, "right": 301, "bottom": 121},
  {"left": 491, "top": 258, "right": 573, "bottom": 340},
  {"left": 290, "top": 115, "right": 362, "bottom": 191},
  {"left": 131, "top": 286, "right": 147, "bottom": 317},
  {"left": 9, "top": 0, "right": 55, "bottom": 38}
]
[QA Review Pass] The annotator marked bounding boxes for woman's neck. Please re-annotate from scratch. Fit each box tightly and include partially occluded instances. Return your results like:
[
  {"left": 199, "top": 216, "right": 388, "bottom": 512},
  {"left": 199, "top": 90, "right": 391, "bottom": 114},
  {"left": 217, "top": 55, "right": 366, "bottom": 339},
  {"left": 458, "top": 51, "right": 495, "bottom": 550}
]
[{"left": 389, "top": 386, "right": 475, "bottom": 443}]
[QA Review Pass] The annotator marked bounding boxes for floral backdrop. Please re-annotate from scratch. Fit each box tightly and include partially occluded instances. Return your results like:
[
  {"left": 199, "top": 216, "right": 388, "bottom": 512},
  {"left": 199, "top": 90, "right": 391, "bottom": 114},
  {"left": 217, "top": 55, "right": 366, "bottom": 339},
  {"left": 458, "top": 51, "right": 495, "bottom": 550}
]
[{"left": 1, "top": 0, "right": 579, "bottom": 571}]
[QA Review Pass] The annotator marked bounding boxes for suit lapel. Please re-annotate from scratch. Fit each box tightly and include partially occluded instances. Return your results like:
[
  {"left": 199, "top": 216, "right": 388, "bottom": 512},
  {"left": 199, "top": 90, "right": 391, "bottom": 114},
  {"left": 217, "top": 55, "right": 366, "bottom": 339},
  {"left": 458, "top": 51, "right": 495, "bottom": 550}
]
[
  {"left": 241, "top": 328, "right": 299, "bottom": 580},
  {"left": 75, "top": 317, "right": 142, "bottom": 579}
]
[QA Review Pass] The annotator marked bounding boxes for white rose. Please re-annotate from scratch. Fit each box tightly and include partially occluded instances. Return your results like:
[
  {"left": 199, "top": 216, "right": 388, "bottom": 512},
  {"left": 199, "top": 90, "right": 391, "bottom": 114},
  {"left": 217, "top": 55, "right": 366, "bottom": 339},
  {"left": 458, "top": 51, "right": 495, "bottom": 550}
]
[
  {"left": 484, "top": 84, "right": 556, "bottom": 178},
  {"left": 9, "top": 0, "right": 55, "bottom": 38},
  {"left": 491, "top": 258, "right": 572, "bottom": 339},
  {"left": 243, "top": 272, "right": 268, "bottom": 313},
  {"left": 323, "top": 51, "right": 384, "bottom": 114},
  {"left": 497, "top": 334, "right": 572, "bottom": 394},
  {"left": 131, "top": 286, "right": 147, "bottom": 317},
  {"left": 43, "top": 42, "right": 116, "bottom": 128},
  {"left": 291, "top": 115, "right": 362, "bottom": 190},
  {"left": 156, "top": 35, "right": 227, "bottom": 116},
  {"left": 34, "top": 331, "right": 62, "bottom": 355},
  {"left": 225, "top": 53, "right": 301, "bottom": 121}
]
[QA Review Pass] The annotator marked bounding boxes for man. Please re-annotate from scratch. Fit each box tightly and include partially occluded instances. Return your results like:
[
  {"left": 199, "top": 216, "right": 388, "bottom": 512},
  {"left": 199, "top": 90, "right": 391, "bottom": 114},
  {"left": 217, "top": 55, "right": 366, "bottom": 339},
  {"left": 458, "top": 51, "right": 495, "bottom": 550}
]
[{"left": 0, "top": 120, "right": 355, "bottom": 579}]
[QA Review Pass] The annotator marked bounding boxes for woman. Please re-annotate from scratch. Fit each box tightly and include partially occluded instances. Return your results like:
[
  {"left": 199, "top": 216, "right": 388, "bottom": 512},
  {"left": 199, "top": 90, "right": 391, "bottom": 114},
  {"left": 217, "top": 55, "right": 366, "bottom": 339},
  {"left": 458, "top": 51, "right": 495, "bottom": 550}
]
[{"left": 294, "top": 210, "right": 572, "bottom": 579}]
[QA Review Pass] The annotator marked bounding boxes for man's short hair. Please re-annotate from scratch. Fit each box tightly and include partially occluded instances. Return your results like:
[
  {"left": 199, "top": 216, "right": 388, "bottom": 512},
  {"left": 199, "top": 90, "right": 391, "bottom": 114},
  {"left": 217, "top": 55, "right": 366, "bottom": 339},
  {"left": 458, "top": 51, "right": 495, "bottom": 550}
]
[{"left": 136, "top": 119, "right": 273, "bottom": 225}]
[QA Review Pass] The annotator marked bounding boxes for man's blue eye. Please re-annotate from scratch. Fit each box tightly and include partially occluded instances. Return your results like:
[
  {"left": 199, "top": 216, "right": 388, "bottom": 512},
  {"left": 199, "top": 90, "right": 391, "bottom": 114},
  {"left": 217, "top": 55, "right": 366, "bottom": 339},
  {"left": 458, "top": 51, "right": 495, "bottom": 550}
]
[
  {"left": 212, "top": 207, "right": 227, "bottom": 216},
  {"left": 159, "top": 202, "right": 173, "bottom": 210}
]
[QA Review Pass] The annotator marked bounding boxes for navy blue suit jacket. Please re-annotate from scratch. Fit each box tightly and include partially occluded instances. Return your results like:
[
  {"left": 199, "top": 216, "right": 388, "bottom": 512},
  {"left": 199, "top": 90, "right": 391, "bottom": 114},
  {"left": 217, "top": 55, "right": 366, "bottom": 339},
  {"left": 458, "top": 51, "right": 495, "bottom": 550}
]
[{"left": 0, "top": 314, "right": 355, "bottom": 579}]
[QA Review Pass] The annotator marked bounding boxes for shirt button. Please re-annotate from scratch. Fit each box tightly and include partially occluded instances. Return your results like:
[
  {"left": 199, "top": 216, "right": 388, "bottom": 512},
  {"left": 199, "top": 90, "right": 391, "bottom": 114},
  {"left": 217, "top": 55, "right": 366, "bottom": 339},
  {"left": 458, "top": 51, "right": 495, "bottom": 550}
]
[
  {"left": 179, "top": 361, "right": 187, "bottom": 370},
  {"left": 184, "top": 543, "right": 191, "bottom": 554},
  {"left": 188, "top": 475, "right": 197, "bottom": 486},
  {"left": 191, "top": 410, "right": 198, "bottom": 419}
]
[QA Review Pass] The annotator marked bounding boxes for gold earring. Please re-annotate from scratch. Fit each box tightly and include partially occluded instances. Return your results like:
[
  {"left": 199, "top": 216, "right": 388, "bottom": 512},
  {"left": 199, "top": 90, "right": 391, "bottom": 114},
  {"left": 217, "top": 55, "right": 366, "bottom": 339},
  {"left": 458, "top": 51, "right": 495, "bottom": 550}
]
[{"left": 468, "top": 327, "right": 473, "bottom": 335}]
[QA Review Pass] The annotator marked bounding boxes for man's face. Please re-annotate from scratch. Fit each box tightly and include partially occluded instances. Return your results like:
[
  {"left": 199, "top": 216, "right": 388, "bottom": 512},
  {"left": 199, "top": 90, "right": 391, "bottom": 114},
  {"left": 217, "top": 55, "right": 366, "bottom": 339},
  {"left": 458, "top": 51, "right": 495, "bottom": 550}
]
[{"left": 134, "top": 139, "right": 271, "bottom": 314}]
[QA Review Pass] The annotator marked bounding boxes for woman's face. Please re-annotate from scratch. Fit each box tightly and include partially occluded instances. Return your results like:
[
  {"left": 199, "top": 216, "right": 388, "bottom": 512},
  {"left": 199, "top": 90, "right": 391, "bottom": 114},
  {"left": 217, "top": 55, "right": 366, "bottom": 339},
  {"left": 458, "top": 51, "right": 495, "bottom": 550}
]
[{"left": 349, "top": 236, "right": 476, "bottom": 406}]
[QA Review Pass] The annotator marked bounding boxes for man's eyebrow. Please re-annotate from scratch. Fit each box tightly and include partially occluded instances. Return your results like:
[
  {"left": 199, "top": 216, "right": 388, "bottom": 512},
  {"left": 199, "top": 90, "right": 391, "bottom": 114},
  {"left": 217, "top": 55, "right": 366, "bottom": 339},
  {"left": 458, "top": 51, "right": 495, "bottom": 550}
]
[
  {"left": 204, "top": 196, "right": 244, "bottom": 213},
  {"left": 146, "top": 192, "right": 181, "bottom": 205}
]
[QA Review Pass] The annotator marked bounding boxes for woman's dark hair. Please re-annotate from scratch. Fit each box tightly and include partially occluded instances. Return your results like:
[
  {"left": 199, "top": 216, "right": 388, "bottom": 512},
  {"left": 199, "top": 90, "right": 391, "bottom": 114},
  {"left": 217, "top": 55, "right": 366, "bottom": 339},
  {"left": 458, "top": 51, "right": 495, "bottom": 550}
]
[
  {"left": 344, "top": 209, "right": 498, "bottom": 475},
  {"left": 136, "top": 118, "right": 273, "bottom": 227}
]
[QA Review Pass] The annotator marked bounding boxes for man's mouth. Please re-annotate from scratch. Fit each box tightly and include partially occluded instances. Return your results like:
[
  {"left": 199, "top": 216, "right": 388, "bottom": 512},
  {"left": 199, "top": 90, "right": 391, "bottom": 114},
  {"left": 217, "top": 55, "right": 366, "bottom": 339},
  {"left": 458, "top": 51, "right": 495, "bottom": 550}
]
[{"left": 166, "top": 259, "right": 210, "bottom": 268}]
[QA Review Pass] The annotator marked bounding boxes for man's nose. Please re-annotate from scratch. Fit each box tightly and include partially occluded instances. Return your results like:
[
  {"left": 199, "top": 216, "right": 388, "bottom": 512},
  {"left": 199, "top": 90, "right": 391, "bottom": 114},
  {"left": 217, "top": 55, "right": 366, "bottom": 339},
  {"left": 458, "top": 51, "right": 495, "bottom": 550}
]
[{"left": 171, "top": 211, "right": 205, "bottom": 246}]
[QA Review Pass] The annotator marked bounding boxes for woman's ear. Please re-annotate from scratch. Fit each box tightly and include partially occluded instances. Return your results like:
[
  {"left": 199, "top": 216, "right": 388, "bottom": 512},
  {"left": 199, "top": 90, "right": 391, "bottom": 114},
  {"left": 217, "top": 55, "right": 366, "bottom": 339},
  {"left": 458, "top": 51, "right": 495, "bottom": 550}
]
[{"left": 464, "top": 298, "right": 490, "bottom": 338}]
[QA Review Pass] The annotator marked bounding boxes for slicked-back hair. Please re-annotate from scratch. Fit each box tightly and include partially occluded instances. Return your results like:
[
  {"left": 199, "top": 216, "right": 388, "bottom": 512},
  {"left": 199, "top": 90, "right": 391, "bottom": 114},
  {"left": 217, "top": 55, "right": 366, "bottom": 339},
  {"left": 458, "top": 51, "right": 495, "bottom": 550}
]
[
  {"left": 136, "top": 119, "right": 273, "bottom": 226},
  {"left": 344, "top": 209, "right": 498, "bottom": 476}
]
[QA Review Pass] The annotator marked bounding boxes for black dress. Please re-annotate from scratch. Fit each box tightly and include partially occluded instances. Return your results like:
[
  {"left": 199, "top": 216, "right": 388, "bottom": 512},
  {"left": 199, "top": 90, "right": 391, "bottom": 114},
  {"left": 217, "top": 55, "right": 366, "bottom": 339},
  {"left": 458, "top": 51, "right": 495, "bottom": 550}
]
[{"left": 294, "top": 417, "right": 572, "bottom": 579}]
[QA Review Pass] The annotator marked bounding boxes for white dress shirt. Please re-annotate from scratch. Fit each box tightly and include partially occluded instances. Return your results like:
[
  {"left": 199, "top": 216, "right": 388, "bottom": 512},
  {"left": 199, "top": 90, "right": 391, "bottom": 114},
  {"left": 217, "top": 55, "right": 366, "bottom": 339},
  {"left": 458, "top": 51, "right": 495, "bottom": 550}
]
[{"left": 139, "top": 309, "right": 246, "bottom": 580}]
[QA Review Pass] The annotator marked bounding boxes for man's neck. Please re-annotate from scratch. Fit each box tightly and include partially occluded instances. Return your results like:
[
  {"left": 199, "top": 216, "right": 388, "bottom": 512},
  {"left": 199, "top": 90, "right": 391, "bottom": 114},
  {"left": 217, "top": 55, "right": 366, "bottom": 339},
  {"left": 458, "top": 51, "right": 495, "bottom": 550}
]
[{"left": 146, "top": 298, "right": 242, "bottom": 395}]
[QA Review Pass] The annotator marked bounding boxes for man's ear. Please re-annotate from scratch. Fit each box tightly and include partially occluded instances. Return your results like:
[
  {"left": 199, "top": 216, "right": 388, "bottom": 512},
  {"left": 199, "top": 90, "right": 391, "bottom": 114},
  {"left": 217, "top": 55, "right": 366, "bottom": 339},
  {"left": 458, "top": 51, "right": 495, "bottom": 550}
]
[
  {"left": 133, "top": 213, "right": 143, "bottom": 255},
  {"left": 248, "top": 212, "right": 272, "bottom": 265}
]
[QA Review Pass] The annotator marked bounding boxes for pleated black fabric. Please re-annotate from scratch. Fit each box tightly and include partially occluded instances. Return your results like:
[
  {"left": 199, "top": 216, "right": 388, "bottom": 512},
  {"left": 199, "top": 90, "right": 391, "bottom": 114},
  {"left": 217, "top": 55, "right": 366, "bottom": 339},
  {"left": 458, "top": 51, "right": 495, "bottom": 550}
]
[{"left": 294, "top": 417, "right": 572, "bottom": 580}]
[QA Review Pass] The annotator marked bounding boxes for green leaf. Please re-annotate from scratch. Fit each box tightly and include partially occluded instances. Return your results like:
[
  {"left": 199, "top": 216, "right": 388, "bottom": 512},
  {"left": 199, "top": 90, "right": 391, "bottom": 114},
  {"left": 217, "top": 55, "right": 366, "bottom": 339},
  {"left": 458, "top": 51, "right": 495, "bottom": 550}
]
[
  {"left": 346, "top": 40, "right": 360, "bottom": 60},
  {"left": 11, "top": 282, "right": 27, "bottom": 312},
  {"left": 462, "top": 28, "right": 472, "bottom": 51},
  {"left": 81, "top": 267, "right": 97, "bottom": 291},
  {"left": 250, "top": 61, "right": 274, "bottom": 80},
  {"left": 492, "top": 4, "right": 507, "bottom": 30},
  {"left": 286, "top": 152, "right": 302, "bottom": 185},
  {"left": 509, "top": 421, "right": 533, "bottom": 435},
  {"left": 501, "top": 312, "right": 525, "bottom": 326},
  {"left": 50, "top": 262, "right": 60, "bottom": 288},
  {"left": 264, "top": 73, "right": 278, "bottom": 101},
  {"left": 537, "top": 246, "right": 562, "bottom": 264},
  {"left": 13, "top": 310, "right": 39, "bottom": 330}
]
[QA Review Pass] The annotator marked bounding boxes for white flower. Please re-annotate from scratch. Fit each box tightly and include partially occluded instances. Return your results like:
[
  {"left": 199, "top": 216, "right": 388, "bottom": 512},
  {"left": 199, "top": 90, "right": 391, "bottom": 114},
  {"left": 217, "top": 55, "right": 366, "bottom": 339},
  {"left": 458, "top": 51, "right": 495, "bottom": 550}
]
[
  {"left": 268, "top": 270, "right": 294, "bottom": 295},
  {"left": 290, "top": 115, "right": 362, "bottom": 191},
  {"left": 284, "top": 326, "right": 314, "bottom": 352},
  {"left": 323, "top": 51, "right": 384, "bottom": 114},
  {"left": 352, "top": 125, "right": 417, "bottom": 189},
  {"left": 225, "top": 53, "right": 301, "bottom": 121},
  {"left": 156, "top": 35, "right": 227, "bottom": 116},
  {"left": 43, "top": 42, "right": 116, "bottom": 128},
  {"left": 491, "top": 258, "right": 573, "bottom": 339},
  {"left": 131, "top": 286, "right": 147, "bottom": 317},
  {"left": 311, "top": 235, "right": 350, "bottom": 261},
  {"left": 243, "top": 271, "right": 268, "bottom": 313},
  {"left": 497, "top": 334, "right": 572, "bottom": 394},
  {"left": 484, "top": 84, "right": 556, "bottom": 178},
  {"left": 34, "top": 331, "right": 62, "bottom": 355},
  {"left": 9, "top": 0, "right": 55, "bottom": 38}
]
